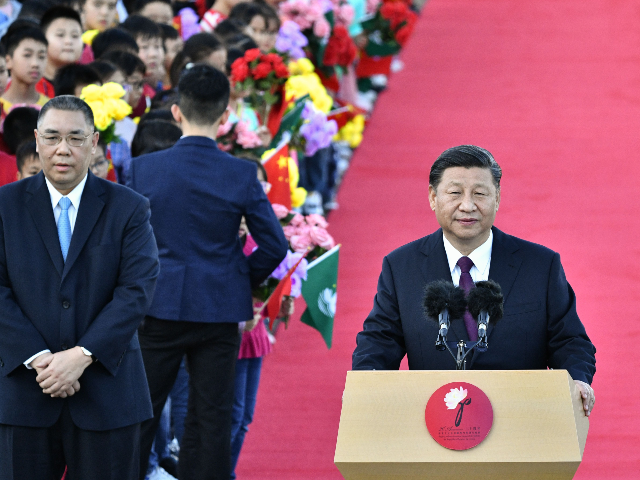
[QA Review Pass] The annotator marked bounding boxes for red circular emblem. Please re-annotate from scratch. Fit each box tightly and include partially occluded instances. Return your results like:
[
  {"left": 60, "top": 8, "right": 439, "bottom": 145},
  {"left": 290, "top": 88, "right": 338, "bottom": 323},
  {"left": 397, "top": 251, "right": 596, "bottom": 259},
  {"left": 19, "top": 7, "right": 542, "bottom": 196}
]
[{"left": 424, "top": 382, "right": 493, "bottom": 450}]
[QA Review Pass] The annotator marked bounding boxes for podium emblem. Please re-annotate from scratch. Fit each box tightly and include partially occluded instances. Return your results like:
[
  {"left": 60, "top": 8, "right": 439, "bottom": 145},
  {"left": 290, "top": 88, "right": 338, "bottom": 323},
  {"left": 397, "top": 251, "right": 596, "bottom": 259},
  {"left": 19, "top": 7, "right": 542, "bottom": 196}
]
[{"left": 425, "top": 382, "right": 493, "bottom": 450}]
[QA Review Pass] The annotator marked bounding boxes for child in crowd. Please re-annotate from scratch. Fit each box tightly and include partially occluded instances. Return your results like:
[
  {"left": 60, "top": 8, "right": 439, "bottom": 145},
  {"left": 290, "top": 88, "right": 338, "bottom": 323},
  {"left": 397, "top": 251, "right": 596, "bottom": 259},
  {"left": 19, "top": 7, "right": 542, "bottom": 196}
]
[
  {"left": 15, "top": 140, "right": 40, "bottom": 180},
  {"left": 3, "top": 106, "right": 39, "bottom": 155},
  {"left": 159, "top": 23, "right": 181, "bottom": 87},
  {"left": 228, "top": 3, "right": 269, "bottom": 52},
  {"left": 130, "top": 118, "right": 181, "bottom": 156},
  {"left": 199, "top": 0, "right": 247, "bottom": 32},
  {"left": 259, "top": 2, "right": 278, "bottom": 52},
  {"left": 39, "top": 6, "right": 84, "bottom": 97},
  {"left": 91, "top": 27, "right": 139, "bottom": 58},
  {"left": 169, "top": 32, "right": 226, "bottom": 86},
  {"left": 213, "top": 18, "right": 244, "bottom": 40},
  {"left": 133, "top": 0, "right": 173, "bottom": 25},
  {"left": 0, "top": 27, "right": 49, "bottom": 120},
  {"left": 80, "top": 0, "right": 118, "bottom": 32},
  {"left": 53, "top": 63, "right": 102, "bottom": 96},
  {"left": 89, "top": 139, "right": 110, "bottom": 179}
]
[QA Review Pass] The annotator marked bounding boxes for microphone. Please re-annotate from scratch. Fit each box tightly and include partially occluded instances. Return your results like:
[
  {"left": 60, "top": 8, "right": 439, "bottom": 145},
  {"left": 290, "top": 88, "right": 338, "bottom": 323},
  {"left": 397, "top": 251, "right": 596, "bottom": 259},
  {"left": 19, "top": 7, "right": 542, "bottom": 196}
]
[
  {"left": 423, "top": 280, "right": 467, "bottom": 351},
  {"left": 467, "top": 280, "right": 504, "bottom": 352}
]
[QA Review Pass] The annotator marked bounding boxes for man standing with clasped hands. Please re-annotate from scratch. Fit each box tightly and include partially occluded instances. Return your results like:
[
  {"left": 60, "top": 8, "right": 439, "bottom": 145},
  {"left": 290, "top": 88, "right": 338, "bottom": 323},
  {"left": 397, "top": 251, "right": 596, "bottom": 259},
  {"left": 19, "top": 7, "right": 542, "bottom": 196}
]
[
  {"left": 0, "top": 95, "right": 159, "bottom": 479},
  {"left": 353, "top": 145, "right": 596, "bottom": 417}
]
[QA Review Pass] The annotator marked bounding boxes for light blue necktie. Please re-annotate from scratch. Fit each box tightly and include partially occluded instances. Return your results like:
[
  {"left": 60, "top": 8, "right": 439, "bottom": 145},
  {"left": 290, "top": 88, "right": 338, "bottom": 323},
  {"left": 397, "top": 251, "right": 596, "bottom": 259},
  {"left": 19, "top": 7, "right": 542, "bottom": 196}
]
[{"left": 58, "top": 197, "right": 71, "bottom": 262}]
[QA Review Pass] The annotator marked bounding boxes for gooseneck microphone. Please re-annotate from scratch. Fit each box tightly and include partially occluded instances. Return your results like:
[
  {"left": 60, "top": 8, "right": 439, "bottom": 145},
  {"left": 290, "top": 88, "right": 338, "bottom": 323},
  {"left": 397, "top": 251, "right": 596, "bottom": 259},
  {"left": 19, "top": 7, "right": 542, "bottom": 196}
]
[
  {"left": 423, "top": 280, "right": 467, "bottom": 351},
  {"left": 467, "top": 280, "right": 504, "bottom": 352}
]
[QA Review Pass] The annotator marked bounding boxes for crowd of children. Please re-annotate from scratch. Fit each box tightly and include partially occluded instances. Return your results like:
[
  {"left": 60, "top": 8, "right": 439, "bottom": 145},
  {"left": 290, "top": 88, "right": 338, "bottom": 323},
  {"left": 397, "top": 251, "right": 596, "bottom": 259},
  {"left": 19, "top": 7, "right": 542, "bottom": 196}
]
[{"left": 0, "top": 0, "right": 418, "bottom": 476}]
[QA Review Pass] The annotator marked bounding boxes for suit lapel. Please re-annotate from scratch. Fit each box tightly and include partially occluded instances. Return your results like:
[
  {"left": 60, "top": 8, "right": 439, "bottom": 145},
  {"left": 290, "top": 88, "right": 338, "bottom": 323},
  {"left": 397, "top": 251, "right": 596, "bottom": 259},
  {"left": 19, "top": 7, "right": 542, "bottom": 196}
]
[
  {"left": 419, "top": 230, "right": 468, "bottom": 343},
  {"left": 469, "top": 227, "right": 522, "bottom": 367},
  {"left": 26, "top": 173, "right": 64, "bottom": 276},
  {"left": 62, "top": 173, "right": 105, "bottom": 281}
]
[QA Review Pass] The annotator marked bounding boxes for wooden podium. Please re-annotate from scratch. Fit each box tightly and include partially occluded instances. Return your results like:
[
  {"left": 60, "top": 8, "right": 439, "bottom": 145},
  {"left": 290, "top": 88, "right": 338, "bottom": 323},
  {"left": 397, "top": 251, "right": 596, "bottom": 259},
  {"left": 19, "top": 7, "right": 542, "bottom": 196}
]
[{"left": 335, "top": 370, "right": 588, "bottom": 480}]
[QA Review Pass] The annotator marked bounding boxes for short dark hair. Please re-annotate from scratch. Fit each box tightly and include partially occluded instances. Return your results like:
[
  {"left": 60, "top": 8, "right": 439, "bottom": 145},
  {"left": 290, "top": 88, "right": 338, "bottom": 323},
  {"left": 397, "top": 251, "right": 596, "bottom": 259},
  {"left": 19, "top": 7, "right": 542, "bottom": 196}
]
[
  {"left": 37, "top": 95, "right": 94, "bottom": 131},
  {"left": 159, "top": 22, "right": 178, "bottom": 42},
  {"left": 16, "top": 0, "right": 53, "bottom": 23},
  {"left": 92, "top": 28, "right": 139, "bottom": 59},
  {"left": 182, "top": 32, "right": 223, "bottom": 62},
  {"left": 40, "top": 6, "right": 82, "bottom": 34},
  {"left": 53, "top": 64, "right": 102, "bottom": 96},
  {"left": 429, "top": 145, "right": 502, "bottom": 190},
  {"left": 225, "top": 33, "right": 257, "bottom": 52},
  {"left": 177, "top": 63, "right": 229, "bottom": 126},
  {"left": 101, "top": 50, "right": 146, "bottom": 76},
  {"left": 89, "top": 60, "right": 121, "bottom": 81},
  {"left": 16, "top": 140, "right": 38, "bottom": 172},
  {"left": 3, "top": 26, "right": 48, "bottom": 56},
  {"left": 131, "top": 119, "right": 182, "bottom": 157},
  {"left": 120, "top": 14, "right": 162, "bottom": 41},
  {"left": 3, "top": 107, "right": 40, "bottom": 154},
  {"left": 228, "top": 3, "right": 266, "bottom": 26},
  {"left": 257, "top": 2, "right": 280, "bottom": 30},
  {"left": 214, "top": 19, "right": 245, "bottom": 40}
]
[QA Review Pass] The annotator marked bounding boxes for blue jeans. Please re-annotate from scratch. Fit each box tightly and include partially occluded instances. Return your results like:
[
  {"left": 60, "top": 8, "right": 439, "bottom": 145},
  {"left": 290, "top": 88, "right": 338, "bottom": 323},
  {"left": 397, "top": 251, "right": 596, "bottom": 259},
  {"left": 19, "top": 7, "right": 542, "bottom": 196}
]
[{"left": 230, "top": 357, "right": 263, "bottom": 479}]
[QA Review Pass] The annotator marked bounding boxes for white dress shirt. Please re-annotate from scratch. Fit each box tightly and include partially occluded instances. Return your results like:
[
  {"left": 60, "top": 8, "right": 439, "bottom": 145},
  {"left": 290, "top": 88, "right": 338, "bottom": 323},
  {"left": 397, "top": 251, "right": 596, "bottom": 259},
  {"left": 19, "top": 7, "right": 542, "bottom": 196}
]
[
  {"left": 24, "top": 175, "right": 89, "bottom": 368},
  {"left": 442, "top": 230, "right": 493, "bottom": 286}
]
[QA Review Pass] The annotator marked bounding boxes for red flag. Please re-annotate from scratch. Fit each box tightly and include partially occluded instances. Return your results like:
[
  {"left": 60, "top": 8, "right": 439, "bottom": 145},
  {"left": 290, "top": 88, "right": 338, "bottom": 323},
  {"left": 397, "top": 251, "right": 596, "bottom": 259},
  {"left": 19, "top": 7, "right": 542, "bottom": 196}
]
[
  {"left": 262, "top": 143, "right": 291, "bottom": 208},
  {"left": 263, "top": 251, "right": 309, "bottom": 328}
]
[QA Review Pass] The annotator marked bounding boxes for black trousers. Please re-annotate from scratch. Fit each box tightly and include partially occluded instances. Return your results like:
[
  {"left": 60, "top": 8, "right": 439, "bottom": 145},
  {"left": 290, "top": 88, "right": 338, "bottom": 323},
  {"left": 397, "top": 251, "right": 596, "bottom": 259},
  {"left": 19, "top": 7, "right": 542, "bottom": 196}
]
[
  {"left": 138, "top": 317, "right": 240, "bottom": 480},
  {"left": 0, "top": 403, "right": 140, "bottom": 480}
]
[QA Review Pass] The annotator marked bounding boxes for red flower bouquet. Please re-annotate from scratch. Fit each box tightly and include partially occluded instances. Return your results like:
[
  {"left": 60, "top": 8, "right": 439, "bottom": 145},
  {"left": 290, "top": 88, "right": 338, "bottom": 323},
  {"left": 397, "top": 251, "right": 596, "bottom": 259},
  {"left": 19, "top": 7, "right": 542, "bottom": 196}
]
[{"left": 360, "top": 0, "right": 417, "bottom": 56}]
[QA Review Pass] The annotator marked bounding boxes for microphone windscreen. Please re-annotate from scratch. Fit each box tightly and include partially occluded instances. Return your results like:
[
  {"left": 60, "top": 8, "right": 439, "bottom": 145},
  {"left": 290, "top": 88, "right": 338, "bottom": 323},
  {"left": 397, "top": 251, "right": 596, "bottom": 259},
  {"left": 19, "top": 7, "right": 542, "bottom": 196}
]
[
  {"left": 423, "top": 280, "right": 467, "bottom": 321},
  {"left": 467, "top": 280, "right": 504, "bottom": 323}
]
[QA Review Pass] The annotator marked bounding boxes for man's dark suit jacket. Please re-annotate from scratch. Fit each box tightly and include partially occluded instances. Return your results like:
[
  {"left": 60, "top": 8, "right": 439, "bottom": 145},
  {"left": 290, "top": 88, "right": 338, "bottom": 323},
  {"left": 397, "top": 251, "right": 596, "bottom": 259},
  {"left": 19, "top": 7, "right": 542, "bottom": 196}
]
[
  {"left": 0, "top": 171, "right": 159, "bottom": 430},
  {"left": 353, "top": 227, "right": 596, "bottom": 384},
  {"left": 128, "top": 136, "right": 288, "bottom": 324}
]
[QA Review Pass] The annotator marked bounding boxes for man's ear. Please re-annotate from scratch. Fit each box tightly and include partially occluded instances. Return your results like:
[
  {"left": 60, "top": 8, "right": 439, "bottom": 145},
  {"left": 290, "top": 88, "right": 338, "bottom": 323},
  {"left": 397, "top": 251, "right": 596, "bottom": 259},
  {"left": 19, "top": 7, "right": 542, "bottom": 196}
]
[
  {"left": 171, "top": 104, "right": 182, "bottom": 124},
  {"left": 428, "top": 185, "right": 437, "bottom": 211}
]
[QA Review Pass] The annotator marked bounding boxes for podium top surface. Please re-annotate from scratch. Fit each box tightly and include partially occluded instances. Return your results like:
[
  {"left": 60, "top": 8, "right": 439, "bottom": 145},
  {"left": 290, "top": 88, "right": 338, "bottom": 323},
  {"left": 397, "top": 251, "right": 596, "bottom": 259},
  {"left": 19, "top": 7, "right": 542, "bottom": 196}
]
[{"left": 335, "top": 370, "right": 588, "bottom": 464}]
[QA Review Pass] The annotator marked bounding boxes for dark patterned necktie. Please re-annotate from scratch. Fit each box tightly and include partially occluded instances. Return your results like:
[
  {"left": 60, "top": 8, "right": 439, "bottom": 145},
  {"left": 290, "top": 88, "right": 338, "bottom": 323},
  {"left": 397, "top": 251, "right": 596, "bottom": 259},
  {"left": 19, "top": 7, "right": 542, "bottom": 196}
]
[{"left": 457, "top": 256, "right": 478, "bottom": 341}]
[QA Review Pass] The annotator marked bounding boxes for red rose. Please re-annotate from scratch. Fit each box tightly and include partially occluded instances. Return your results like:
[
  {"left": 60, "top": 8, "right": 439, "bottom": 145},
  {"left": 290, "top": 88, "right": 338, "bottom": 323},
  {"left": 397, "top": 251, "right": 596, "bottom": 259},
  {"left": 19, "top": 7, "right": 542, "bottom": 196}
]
[
  {"left": 274, "top": 62, "right": 289, "bottom": 78},
  {"left": 395, "top": 24, "right": 411, "bottom": 45},
  {"left": 323, "top": 38, "right": 339, "bottom": 66},
  {"left": 263, "top": 52, "right": 283, "bottom": 65},
  {"left": 252, "top": 61, "right": 272, "bottom": 79},
  {"left": 230, "top": 58, "right": 249, "bottom": 83},
  {"left": 244, "top": 48, "right": 261, "bottom": 63}
]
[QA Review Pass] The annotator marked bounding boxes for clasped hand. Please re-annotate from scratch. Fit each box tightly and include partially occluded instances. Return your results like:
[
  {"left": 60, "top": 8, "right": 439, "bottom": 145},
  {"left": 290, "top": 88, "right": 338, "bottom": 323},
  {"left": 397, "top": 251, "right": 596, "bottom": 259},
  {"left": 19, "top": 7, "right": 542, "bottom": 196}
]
[
  {"left": 30, "top": 348, "right": 92, "bottom": 398},
  {"left": 574, "top": 380, "right": 595, "bottom": 417}
]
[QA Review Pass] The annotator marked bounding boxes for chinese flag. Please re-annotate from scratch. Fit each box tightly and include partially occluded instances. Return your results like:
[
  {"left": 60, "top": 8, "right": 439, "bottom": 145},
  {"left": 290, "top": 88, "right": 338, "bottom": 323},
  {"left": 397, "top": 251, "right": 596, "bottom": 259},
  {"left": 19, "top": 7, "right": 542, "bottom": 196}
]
[
  {"left": 266, "top": 276, "right": 291, "bottom": 329},
  {"left": 262, "top": 144, "right": 291, "bottom": 208}
]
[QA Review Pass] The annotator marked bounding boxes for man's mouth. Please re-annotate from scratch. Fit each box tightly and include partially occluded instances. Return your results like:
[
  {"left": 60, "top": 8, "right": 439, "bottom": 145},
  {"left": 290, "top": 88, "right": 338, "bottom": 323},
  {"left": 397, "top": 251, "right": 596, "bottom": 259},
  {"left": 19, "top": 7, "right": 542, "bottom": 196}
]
[
  {"left": 54, "top": 163, "right": 71, "bottom": 172},
  {"left": 457, "top": 218, "right": 478, "bottom": 226}
]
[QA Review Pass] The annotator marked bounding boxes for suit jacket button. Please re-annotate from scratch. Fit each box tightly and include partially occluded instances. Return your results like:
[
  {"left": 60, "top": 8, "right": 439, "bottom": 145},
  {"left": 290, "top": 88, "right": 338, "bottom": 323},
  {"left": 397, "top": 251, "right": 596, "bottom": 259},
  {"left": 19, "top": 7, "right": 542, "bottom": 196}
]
[
  {"left": 62, "top": 301, "right": 70, "bottom": 309},
  {"left": 61, "top": 344, "right": 69, "bottom": 350}
]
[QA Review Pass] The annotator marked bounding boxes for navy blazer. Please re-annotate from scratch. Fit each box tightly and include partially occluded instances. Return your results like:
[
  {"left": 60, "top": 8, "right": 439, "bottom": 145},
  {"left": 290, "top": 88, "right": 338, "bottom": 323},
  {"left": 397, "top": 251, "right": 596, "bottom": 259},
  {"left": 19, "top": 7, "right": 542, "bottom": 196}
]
[
  {"left": 352, "top": 227, "right": 596, "bottom": 384},
  {"left": 0, "top": 172, "right": 159, "bottom": 430},
  {"left": 128, "top": 136, "right": 288, "bottom": 324}
]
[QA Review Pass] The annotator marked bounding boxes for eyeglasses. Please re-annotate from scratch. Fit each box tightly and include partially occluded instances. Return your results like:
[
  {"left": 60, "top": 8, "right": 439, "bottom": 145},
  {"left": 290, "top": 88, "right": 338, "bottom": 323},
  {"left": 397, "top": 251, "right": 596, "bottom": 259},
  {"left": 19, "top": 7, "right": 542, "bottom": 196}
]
[
  {"left": 38, "top": 132, "right": 94, "bottom": 147},
  {"left": 260, "top": 181, "right": 271, "bottom": 194},
  {"left": 90, "top": 159, "right": 109, "bottom": 172}
]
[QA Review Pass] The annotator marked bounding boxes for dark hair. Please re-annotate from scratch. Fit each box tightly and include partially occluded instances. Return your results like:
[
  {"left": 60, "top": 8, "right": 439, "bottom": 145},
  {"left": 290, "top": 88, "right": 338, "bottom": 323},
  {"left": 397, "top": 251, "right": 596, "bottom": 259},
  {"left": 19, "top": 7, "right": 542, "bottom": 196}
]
[
  {"left": 177, "top": 63, "right": 229, "bottom": 126},
  {"left": 40, "top": 6, "right": 82, "bottom": 34},
  {"left": 214, "top": 19, "right": 245, "bottom": 40},
  {"left": 429, "top": 145, "right": 502, "bottom": 189},
  {"left": 92, "top": 28, "right": 139, "bottom": 59},
  {"left": 168, "top": 33, "right": 224, "bottom": 86},
  {"left": 89, "top": 60, "right": 121, "bottom": 81},
  {"left": 37, "top": 95, "right": 94, "bottom": 131},
  {"left": 3, "top": 107, "right": 40, "bottom": 154},
  {"left": 101, "top": 50, "right": 146, "bottom": 76},
  {"left": 228, "top": 3, "right": 266, "bottom": 26},
  {"left": 257, "top": 2, "right": 280, "bottom": 30},
  {"left": 17, "top": 0, "right": 54, "bottom": 23},
  {"left": 132, "top": 0, "right": 171, "bottom": 14},
  {"left": 120, "top": 14, "right": 162, "bottom": 41},
  {"left": 16, "top": 140, "right": 39, "bottom": 172},
  {"left": 3, "top": 26, "right": 48, "bottom": 56},
  {"left": 139, "top": 108, "right": 174, "bottom": 123},
  {"left": 53, "top": 64, "right": 102, "bottom": 96},
  {"left": 131, "top": 119, "right": 181, "bottom": 156},
  {"left": 150, "top": 87, "right": 178, "bottom": 109},
  {"left": 225, "top": 47, "right": 243, "bottom": 75},
  {"left": 159, "top": 22, "right": 178, "bottom": 42},
  {"left": 225, "top": 33, "right": 257, "bottom": 52}
]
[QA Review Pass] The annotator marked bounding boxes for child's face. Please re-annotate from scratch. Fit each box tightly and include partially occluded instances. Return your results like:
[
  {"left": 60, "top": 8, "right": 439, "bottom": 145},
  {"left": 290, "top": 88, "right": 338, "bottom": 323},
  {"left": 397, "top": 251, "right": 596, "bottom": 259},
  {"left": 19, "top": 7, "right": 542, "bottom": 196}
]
[
  {"left": 45, "top": 18, "right": 83, "bottom": 67},
  {"left": 89, "top": 145, "right": 109, "bottom": 179},
  {"left": 205, "top": 48, "right": 227, "bottom": 71},
  {"left": 126, "top": 71, "right": 145, "bottom": 107},
  {"left": 137, "top": 36, "right": 165, "bottom": 84},
  {"left": 0, "top": 58, "right": 8, "bottom": 93},
  {"left": 245, "top": 15, "right": 269, "bottom": 52},
  {"left": 6, "top": 40, "right": 47, "bottom": 86},
  {"left": 163, "top": 37, "right": 183, "bottom": 73},
  {"left": 82, "top": 0, "right": 118, "bottom": 31},
  {"left": 139, "top": 2, "right": 174, "bottom": 25},
  {"left": 17, "top": 154, "right": 42, "bottom": 180},
  {"left": 264, "top": 18, "right": 278, "bottom": 52}
]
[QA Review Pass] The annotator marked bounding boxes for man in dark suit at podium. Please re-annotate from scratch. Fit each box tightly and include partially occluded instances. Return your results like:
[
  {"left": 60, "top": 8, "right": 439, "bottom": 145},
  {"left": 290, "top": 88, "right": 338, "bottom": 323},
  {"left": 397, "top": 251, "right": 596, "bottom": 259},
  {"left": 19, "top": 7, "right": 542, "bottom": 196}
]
[
  {"left": 352, "top": 145, "right": 596, "bottom": 417},
  {"left": 128, "top": 64, "right": 288, "bottom": 480}
]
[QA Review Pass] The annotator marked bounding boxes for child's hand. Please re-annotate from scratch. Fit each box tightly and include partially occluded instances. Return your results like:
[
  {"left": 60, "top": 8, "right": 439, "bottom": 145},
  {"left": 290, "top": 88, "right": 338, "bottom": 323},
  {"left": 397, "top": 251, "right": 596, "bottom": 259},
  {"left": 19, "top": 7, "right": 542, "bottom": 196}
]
[{"left": 257, "top": 126, "right": 272, "bottom": 147}]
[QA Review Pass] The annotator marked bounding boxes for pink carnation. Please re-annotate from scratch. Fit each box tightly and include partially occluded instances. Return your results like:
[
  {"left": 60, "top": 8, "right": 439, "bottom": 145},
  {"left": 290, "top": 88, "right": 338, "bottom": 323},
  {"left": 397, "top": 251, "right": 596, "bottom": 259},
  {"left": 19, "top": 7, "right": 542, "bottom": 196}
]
[
  {"left": 295, "top": 223, "right": 312, "bottom": 237},
  {"left": 290, "top": 233, "right": 312, "bottom": 252},
  {"left": 289, "top": 212, "right": 305, "bottom": 226},
  {"left": 313, "top": 16, "right": 331, "bottom": 37},
  {"left": 305, "top": 213, "right": 328, "bottom": 228},
  {"left": 272, "top": 203, "right": 290, "bottom": 219},
  {"left": 217, "top": 120, "right": 233, "bottom": 136},
  {"left": 335, "top": 4, "right": 354, "bottom": 26},
  {"left": 236, "top": 121, "right": 263, "bottom": 148},
  {"left": 283, "top": 225, "right": 297, "bottom": 240},
  {"left": 309, "top": 226, "right": 335, "bottom": 249}
]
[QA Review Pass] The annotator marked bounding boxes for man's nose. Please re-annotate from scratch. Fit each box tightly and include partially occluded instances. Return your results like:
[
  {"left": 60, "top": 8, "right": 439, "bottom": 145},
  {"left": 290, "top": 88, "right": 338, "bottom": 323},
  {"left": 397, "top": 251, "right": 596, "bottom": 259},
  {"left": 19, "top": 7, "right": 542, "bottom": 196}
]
[{"left": 458, "top": 192, "right": 476, "bottom": 211}]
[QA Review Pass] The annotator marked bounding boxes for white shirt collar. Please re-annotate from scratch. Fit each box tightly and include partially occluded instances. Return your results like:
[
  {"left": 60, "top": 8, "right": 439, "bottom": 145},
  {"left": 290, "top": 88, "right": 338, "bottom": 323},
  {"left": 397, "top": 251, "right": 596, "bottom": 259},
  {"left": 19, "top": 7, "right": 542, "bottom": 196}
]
[
  {"left": 45, "top": 173, "right": 88, "bottom": 212},
  {"left": 442, "top": 230, "right": 493, "bottom": 278}
]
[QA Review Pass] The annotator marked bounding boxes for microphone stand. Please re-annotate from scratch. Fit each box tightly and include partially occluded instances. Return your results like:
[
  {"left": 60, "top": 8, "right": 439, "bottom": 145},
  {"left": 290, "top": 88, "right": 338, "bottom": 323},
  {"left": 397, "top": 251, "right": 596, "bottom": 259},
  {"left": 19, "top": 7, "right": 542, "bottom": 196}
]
[{"left": 439, "top": 338, "right": 480, "bottom": 370}]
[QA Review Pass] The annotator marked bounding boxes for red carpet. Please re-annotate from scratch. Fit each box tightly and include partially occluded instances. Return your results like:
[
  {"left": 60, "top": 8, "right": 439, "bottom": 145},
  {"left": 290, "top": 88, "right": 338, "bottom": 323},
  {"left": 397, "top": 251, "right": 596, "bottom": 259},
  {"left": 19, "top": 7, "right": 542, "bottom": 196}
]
[{"left": 236, "top": 1, "right": 639, "bottom": 477}]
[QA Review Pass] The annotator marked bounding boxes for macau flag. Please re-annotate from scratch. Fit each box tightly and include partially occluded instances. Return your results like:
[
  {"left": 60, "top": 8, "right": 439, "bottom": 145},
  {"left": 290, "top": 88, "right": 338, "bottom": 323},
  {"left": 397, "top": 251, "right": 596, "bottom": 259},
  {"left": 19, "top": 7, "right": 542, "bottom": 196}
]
[{"left": 301, "top": 245, "right": 340, "bottom": 349}]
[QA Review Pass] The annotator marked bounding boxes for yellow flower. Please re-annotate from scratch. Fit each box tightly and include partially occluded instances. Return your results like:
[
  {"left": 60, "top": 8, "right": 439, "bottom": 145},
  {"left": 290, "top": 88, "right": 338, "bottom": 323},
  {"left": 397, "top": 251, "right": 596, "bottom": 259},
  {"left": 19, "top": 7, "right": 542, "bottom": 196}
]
[
  {"left": 288, "top": 156, "right": 299, "bottom": 188},
  {"left": 285, "top": 73, "right": 332, "bottom": 113},
  {"left": 80, "top": 83, "right": 132, "bottom": 130},
  {"left": 334, "top": 114, "right": 366, "bottom": 148},
  {"left": 288, "top": 58, "right": 315, "bottom": 76},
  {"left": 291, "top": 187, "right": 307, "bottom": 208},
  {"left": 102, "top": 82, "right": 126, "bottom": 100},
  {"left": 104, "top": 98, "right": 132, "bottom": 121},
  {"left": 81, "top": 29, "right": 100, "bottom": 46},
  {"left": 80, "top": 84, "right": 103, "bottom": 103}
]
